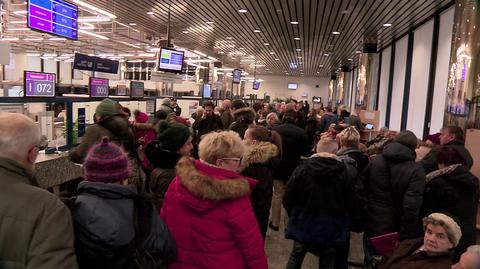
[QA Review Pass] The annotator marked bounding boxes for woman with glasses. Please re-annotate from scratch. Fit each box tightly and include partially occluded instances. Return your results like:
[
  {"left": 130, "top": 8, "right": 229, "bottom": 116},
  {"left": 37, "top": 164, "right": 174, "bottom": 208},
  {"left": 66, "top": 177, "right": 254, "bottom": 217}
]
[{"left": 160, "top": 131, "right": 268, "bottom": 269}]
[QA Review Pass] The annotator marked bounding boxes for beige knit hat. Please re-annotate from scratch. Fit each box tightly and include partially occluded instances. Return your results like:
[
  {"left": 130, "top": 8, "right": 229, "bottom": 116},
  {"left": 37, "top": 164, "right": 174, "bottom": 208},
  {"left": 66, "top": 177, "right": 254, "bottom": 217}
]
[{"left": 424, "top": 213, "right": 462, "bottom": 247}]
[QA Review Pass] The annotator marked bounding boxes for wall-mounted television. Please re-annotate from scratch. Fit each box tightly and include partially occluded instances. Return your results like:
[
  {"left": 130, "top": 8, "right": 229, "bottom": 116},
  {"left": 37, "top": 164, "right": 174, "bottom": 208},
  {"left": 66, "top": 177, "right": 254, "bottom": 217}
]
[
  {"left": 130, "top": 81, "right": 145, "bottom": 98},
  {"left": 89, "top": 77, "right": 109, "bottom": 98},
  {"left": 158, "top": 47, "right": 184, "bottom": 73},
  {"left": 27, "top": 0, "right": 78, "bottom": 40},
  {"left": 287, "top": 83, "right": 298, "bottom": 90},
  {"left": 202, "top": 83, "right": 211, "bottom": 98},
  {"left": 24, "top": 71, "right": 56, "bottom": 97},
  {"left": 116, "top": 85, "right": 127, "bottom": 96},
  {"left": 253, "top": 80, "right": 260, "bottom": 90},
  {"left": 232, "top": 69, "right": 242, "bottom": 84}
]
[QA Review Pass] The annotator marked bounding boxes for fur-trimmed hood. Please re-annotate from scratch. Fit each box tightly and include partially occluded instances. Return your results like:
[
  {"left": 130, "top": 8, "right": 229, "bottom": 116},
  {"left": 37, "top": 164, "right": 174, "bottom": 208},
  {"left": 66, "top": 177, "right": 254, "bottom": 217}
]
[
  {"left": 241, "top": 142, "right": 278, "bottom": 171},
  {"left": 233, "top": 107, "right": 257, "bottom": 122},
  {"left": 175, "top": 157, "right": 257, "bottom": 210}
]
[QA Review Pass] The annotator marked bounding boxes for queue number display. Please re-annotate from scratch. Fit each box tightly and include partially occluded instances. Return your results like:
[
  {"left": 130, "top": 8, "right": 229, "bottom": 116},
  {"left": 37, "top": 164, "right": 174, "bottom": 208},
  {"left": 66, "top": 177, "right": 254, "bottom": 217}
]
[
  {"left": 24, "top": 71, "right": 56, "bottom": 97},
  {"left": 89, "top": 78, "right": 109, "bottom": 98}
]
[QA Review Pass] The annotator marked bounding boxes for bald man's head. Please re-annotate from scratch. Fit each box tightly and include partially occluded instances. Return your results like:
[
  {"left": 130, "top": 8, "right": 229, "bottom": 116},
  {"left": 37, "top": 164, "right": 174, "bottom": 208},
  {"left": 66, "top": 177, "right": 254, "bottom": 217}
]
[
  {"left": 0, "top": 113, "right": 41, "bottom": 169},
  {"left": 453, "top": 246, "right": 480, "bottom": 269}
]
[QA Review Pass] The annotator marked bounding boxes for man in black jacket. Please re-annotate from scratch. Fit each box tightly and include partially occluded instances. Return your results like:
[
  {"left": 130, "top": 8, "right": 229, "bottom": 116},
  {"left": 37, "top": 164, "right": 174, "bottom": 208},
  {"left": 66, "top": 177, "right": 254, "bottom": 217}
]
[
  {"left": 270, "top": 110, "right": 310, "bottom": 231},
  {"left": 419, "top": 126, "right": 473, "bottom": 173},
  {"left": 283, "top": 138, "right": 361, "bottom": 269},
  {"left": 361, "top": 130, "right": 426, "bottom": 265}
]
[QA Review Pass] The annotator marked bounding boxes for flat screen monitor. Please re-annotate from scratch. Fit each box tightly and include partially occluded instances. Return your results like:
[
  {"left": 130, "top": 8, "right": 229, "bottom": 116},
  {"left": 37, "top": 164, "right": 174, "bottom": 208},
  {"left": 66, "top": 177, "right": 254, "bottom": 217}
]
[
  {"left": 202, "top": 84, "right": 211, "bottom": 98},
  {"left": 253, "top": 80, "right": 260, "bottom": 90},
  {"left": 312, "top": 96, "right": 322, "bottom": 103},
  {"left": 89, "top": 77, "right": 109, "bottom": 98},
  {"left": 287, "top": 83, "right": 298, "bottom": 90},
  {"left": 116, "top": 85, "right": 127, "bottom": 96},
  {"left": 365, "top": 123, "right": 374, "bottom": 130},
  {"left": 24, "top": 71, "right": 56, "bottom": 97},
  {"left": 232, "top": 69, "right": 242, "bottom": 84},
  {"left": 27, "top": 0, "right": 78, "bottom": 40},
  {"left": 158, "top": 47, "right": 184, "bottom": 73},
  {"left": 130, "top": 81, "right": 145, "bottom": 98}
]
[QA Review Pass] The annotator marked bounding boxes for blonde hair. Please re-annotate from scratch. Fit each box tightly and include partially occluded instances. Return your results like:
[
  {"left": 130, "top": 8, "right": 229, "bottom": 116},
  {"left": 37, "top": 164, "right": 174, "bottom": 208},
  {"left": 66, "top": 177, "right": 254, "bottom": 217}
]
[
  {"left": 339, "top": 126, "right": 360, "bottom": 148},
  {"left": 199, "top": 131, "right": 246, "bottom": 165},
  {"left": 316, "top": 138, "right": 339, "bottom": 154},
  {"left": 266, "top": 112, "right": 279, "bottom": 123}
]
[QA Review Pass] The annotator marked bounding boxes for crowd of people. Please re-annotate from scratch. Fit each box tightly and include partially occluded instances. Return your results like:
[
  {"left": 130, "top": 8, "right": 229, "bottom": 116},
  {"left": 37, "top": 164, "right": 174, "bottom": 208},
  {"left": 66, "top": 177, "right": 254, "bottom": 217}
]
[{"left": 0, "top": 97, "right": 478, "bottom": 269}]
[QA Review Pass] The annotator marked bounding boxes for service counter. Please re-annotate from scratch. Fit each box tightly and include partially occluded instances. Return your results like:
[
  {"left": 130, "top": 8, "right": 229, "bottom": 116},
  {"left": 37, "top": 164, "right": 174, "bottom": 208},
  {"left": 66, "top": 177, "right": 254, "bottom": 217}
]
[
  {"left": 360, "top": 129, "right": 380, "bottom": 142},
  {"left": 34, "top": 152, "right": 83, "bottom": 192}
]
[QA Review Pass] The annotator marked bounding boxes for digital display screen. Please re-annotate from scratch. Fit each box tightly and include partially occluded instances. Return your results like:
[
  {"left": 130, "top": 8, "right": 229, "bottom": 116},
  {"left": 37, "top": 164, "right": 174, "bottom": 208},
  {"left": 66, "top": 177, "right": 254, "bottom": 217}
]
[
  {"left": 89, "top": 77, "right": 109, "bottom": 98},
  {"left": 158, "top": 47, "right": 184, "bottom": 73},
  {"left": 253, "top": 81, "right": 260, "bottom": 90},
  {"left": 287, "top": 83, "right": 298, "bottom": 90},
  {"left": 130, "top": 81, "right": 144, "bottom": 98},
  {"left": 202, "top": 84, "right": 211, "bottom": 98},
  {"left": 116, "top": 85, "right": 127, "bottom": 96},
  {"left": 28, "top": 0, "right": 78, "bottom": 40},
  {"left": 233, "top": 69, "right": 242, "bottom": 84},
  {"left": 24, "top": 71, "right": 56, "bottom": 97}
]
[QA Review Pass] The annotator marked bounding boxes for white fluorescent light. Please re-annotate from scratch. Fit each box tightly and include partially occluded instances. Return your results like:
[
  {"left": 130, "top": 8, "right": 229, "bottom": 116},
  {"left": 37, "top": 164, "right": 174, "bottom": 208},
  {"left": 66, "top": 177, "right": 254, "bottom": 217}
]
[
  {"left": 270, "top": 52, "right": 275, "bottom": 55},
  {"left": 77, "top": 16, "right": 111, "bottom": 22},
  {"left": 206, "top": 21, "right": 214, "bottom": 24},
  {"left": 13, "top": 10, "right": 27, "bottom": 14},
  {"left": 115, "top": 40, "right": 142, "bottom": 49},
  {"left": 80, "top": 25, "right": 95, "bottom": 30},
  {"left": 294, "top": 37, "right": 300, "bottom": 40},
  {"left": 324, "top": 53, "right": 329, "bottom": 56},
  {"left": 0, "top": 11, "right": 6, "bottom": 15},
  {"left": 319, "top": 65, "right": 324, "bottom": 67},
  {"left": 145, "top": 60, "right": 156, "bottom": 63},
  {"left": 208, "top": 56, "right": 218, "bottom": 61},
  {"left": 10, "top": 20, "right": 27, "bottom": 24},
  {"left": 49, "top": 37, "right": 66, "bottom": 41},
  {"left": 40, "top": 56, "right": 52, "bottom": 60},
  {"left": 298, "top": 56, "right": 302, "bottom": 59},
  {"left": 348, "top": 58, "right": 353, "bottom": 61},
  {"left": 109, "top": 56, "right": 124, "bottom": 59},
  {"left": 73, "top": 0, "right": 117, "bottom": 18},
  {"left": 43, "top": 53, "right": 58, "bottom": 57},
  {"left": 332, "top": 31, "right": 340, "bottom": 35},
  {"left": 186, "top": 59, "right": 212, "bottom": 63},
  {"left": 26, "top": 53, "right": 41, "bottom": 57},
  {"left": 187, "top": 63, "right": 207, "bottom": 69},
  {"left": 7, "top": 27, "right": 30, "bottom": 31},
  {"left": 238, "top": 9, "right": 247, "bottom": 13},
  {"left": 252, "top": 64, "right": 265, "bottom": 67},
  {"left": 129, "top": 23, "right": 137, "bottom": 26},
  {"left": 146, "top": 11, "right": 155, "bottom": 15},
  {"left": 182, "top": 30, "right": 189, "bottom": 34},
  {"left": 254, "top": 29, "right": 261, "bottom": 33},
  {"left": 0, "top": 37, "right": 19, "bottom": 41},
  {"left": 355, "top": 50, "right": 362, "bottom": 54},
  {"left": 290, "top": 21, "right": 299, "bottom": 25},
  {"left": 149, "top": 48, "right": 161, "bottom": 52},
  {"left": 215, "top": 68, "right": 234, "bottom": 71},
  {"left": 263, "top": 42, "right": 269, "bottom": 46},
  {"left": 23, "top": 38, "right": 44, "bottom": 41},
  {"left": 383, "top": 23, "right": 392, "bottom": 27},
  {"left": 296, "top": 48, "right": 301, "bottom": 52},
  {"left": 78, "top": 29, "right": 109, "bottom": 40},
  {"left": 128, "top": 60, "right": 143, "bottom": 63},
  {"left": 275, "top": 58, "right": 280, "bottom": 61},
  {"left": 138, "top": 53, "right": 155, "bottom": 57},
  {"left": 118, "top": 54, "right": 135, "bottom": 57},
  {"left": 193, "top": 50, "right": 207, "bottom": 57}
]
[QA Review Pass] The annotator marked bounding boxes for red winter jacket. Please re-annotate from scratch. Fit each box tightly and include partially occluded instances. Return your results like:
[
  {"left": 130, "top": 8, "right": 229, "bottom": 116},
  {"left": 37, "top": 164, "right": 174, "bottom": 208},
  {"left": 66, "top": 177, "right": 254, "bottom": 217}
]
[{"left": 160, "top": 157, "right": 268, "bottom": 269}]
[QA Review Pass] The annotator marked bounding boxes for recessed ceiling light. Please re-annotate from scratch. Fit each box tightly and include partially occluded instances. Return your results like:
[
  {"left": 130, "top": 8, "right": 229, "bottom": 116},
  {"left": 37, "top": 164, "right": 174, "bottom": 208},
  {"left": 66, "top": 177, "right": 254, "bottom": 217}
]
[
  {"left": 219, "top": 51, "right": 224, "bottom": 54},
  {"left": 238, "top": 8, "right": 247, "bottom": 13},
  {"left": 356, "top": 50, "right": 362, "bottom": 54},
  {"left": 182, "top": 30, "right": 189, "bottom": 34},
  {"left": 324, "top": 53, "right": 329, "bottom": 56},
  {"left": 319, "top": 65, "right": 324, "bottom": 68},
  {"left": 316, "top": 71, "right": 320, "bottom": 74},
  {"left": 294, "top": 37, "right": 300, "bottom": 41},
  {"left": 270, "top": 51, "right": 275, "bottom": 54},
  {"left": 275, "top": 58, "right": 280, "bottom": 61},
  {"left": 206, "top": 21, "right": 214, "bottom": 24},
  {"left": 383, "top": 23, "right": 392, "bottom": 27},
  {"left": 146, "top": 11, "right": 154, "bottom": 15},
  {"left": 298, "top": 56, "right": 302, "bottom": 59},
  {"left": 226, "top": 36, "right": 233, "bottom": 40},
  {"left": 290, "top": 21, "right": 299, "bottom": 25},
  {"left": 332, "top": 31, "right": 340, "bottom": 35},
  {"left": 263, "top": 42, "right": 269, "bottom": 46},
  {"left": 296, "top": 48, "right": 301, "bottom": 52},
  {"left": 129, "top": 23, "right": 137, "bottom": 26},
  {"left": 254, "top": 29, "right": 261, "bottom": 33},
  {"left": 348, "top": 58, "right": 353, "bottom": 61}
]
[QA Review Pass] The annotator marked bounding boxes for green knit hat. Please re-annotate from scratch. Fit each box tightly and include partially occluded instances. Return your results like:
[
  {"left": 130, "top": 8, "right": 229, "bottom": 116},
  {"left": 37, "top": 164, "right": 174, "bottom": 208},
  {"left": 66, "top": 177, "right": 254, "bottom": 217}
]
[
  {"left": 95, "top": 98, "right": 119, "bottom": 118},
  {"left": 157, "top": 121, "right": 191, "bottom": 152}
]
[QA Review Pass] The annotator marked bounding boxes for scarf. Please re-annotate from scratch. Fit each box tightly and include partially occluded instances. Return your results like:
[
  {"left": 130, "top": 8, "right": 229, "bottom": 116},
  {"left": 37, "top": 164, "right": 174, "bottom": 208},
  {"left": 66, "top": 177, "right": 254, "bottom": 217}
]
[{"left": 425, "top": 164, "right": 462, "bottom": 183}]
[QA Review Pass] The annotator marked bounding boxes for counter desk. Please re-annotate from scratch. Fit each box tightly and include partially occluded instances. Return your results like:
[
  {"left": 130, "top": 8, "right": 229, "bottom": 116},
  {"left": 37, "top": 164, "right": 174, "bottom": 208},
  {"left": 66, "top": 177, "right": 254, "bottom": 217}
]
[{"left": 34, "top": 152, "right": 83, "bottom": 193}]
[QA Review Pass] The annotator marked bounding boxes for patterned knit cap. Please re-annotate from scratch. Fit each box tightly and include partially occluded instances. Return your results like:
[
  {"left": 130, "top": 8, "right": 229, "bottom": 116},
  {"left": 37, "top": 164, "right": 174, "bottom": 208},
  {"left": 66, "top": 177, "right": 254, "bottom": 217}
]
[{"left": 84, "top": 137, "right": 130, "bottom": 183}]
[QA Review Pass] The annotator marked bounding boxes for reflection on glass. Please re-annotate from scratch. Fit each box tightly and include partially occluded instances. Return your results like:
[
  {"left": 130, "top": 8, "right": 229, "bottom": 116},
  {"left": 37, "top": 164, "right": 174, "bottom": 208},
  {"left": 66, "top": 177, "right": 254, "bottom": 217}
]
[
  {"left": 336, "top": 72, "right": 345, "bottom": 105},
  {"left": 328, "top": 80, "right": 335, "bottom": 106}
]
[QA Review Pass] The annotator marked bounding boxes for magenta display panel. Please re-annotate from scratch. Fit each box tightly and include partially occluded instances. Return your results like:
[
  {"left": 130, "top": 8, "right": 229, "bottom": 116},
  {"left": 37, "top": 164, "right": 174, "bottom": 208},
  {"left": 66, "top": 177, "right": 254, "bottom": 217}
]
[
  {"left": 89, "top": 77, "right": 109, "bottom": 98},
  {"left": 24, "top": 71, "right": 56, "bottom": 97}
]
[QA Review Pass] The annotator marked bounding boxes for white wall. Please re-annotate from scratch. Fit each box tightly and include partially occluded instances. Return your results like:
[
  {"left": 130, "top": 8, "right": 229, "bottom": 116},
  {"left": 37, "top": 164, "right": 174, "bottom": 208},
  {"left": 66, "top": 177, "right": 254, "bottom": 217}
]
[
  {"left": 59, "top": 61, "right": 72, "bottom": 84},
  {"left": 378, "top": 46, "right": 392, "bottom": 127},
  {"left": 407, "top": 20, "right": 434, "bottom": 138},
  {"left": 4, "top": 53, "right": 27, "bottom": 81},
  {"left": 26, "top": 55, "right": 41, "bottom": 72},
  {"left": 44, "top": 59, "right": 57, "bottom": 74},
  {"left": 242, "top": 75, "right": 329, "bottom": 104},
  {"left": 431, "top": 7, "right": 454, "bottom": 133},
  {"left": 389, "top": 36, "right": 408, "bottom": 131}
]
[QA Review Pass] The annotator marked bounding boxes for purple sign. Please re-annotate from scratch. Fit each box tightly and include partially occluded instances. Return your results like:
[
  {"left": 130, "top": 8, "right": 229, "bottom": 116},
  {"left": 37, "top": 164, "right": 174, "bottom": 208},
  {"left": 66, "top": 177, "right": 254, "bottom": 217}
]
[
  {"left": 28, "top": 0, "right": 78, "bottom": 40},
  {"left": 24, "top": 71, "right": 56, "bottom": 97},
  {"left": 89, "top": 78, "right": 109, "bottom": 97},
  {"left": 130, "top": 81, "right": 144, "bottom": 98}
]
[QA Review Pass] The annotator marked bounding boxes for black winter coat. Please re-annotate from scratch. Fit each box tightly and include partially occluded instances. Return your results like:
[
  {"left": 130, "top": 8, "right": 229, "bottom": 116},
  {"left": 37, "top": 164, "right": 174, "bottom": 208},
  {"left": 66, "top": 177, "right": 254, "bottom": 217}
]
[
  {"left": 283, "top": 153, "right": 362, "bottom": 246},
  {"left": 422, "top": 165, "right": 479, "bottom": 261},
  {"left": 337, "top": 147, "right": 369, "bottom": 173},
  {"left": 240, "top": 142, "right": 279, "bottom": 239},
  {"left": 192, "top": 114, "right": 223, "bottom": 143},
  {"left": 229, "top": 108, "right": 256, "bottom": 139},
  {"left": 272, "top": 121, "right": 310, "bottom": 181},
  {"left": 73, "top": 181, "right": 177, "bottom": 269},
  {"left": 362, "top": 141, "right": 426, "bottom": 240},
  {"left": 318, "top": 113, "right": 338, "bottom": 133},
  {"left": 419, "top": 140, "right": 474, "bottom": 173}
]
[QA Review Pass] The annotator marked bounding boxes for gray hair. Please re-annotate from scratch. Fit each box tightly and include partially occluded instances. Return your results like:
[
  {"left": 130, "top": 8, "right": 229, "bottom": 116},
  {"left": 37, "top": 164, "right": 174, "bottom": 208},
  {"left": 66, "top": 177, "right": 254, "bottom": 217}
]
[
  {"left": 0, "top": 113, "right": 40, "bottom": 161},
  {"left": 316, "top": 138, "right": 339, "bottom": 154}
]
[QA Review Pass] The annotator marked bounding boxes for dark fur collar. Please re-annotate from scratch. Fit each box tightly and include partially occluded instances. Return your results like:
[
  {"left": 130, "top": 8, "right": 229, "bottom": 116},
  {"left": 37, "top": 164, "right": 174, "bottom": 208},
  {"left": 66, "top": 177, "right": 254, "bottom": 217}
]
[{"left": 176, "top": 157, "right": 251, "bottom": 201}]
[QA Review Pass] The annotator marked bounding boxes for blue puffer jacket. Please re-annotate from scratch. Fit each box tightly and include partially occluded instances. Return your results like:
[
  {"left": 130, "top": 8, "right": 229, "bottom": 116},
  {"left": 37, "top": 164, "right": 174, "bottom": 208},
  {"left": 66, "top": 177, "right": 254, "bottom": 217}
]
[
  {"left": 73, "top": 181, "right": 176, "bottom": 269},
  {"left": 283, "top": 153, "right": 361, "bottom": 247}
]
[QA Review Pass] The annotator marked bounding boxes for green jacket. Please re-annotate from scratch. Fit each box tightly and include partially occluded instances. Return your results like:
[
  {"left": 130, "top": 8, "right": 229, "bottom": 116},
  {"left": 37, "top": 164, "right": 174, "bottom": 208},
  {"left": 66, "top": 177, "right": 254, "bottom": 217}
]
[{"left": 0, "top": 158, "right": 78, "bottom": 269}]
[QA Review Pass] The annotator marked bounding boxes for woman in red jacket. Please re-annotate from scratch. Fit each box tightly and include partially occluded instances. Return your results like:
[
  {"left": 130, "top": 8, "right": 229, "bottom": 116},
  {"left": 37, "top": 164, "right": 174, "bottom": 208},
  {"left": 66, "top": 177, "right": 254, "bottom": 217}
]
[{"left": 160, "top": 131, "right": 268, "bottom": 269}]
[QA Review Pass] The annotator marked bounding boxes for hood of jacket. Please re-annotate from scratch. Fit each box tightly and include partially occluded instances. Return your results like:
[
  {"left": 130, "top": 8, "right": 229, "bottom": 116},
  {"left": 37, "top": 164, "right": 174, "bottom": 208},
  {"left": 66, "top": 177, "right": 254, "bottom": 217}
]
[
  {"left": 144, "top": 141, "right": 182, "bottom": 169},
  {"left": 135, "top": 112, "right": 149, "bottom": 123},
  {"left": 240, "top": 142, "right": 279, "bottom": 170},
  {"left": 337, "top": 147, "right": 362, "bottom": 156},
  {"left": 75, "top": 181, "right": 138, "bottom": 247},
  {"left": 303, "top": 152, "right": 345, "bottom": 179},
  {"left": 232, "top": 107, "right": 256, "bottom": 123},
  {"left": 382, "top": 141, "right": 416, "bottom": 162},
  {"left": 97, "top": 115, "right": 136, "bottom": 154},
  {"left": 175, "top": 157, "right": 257, "bottom": 212}
]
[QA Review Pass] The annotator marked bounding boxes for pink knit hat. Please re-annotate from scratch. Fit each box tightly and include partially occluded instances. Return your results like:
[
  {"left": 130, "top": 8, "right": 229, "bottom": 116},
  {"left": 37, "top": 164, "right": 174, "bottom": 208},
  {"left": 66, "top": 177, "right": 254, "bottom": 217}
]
[{"left": 84, "top": 137, "right": 130, "bottom": 183}]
